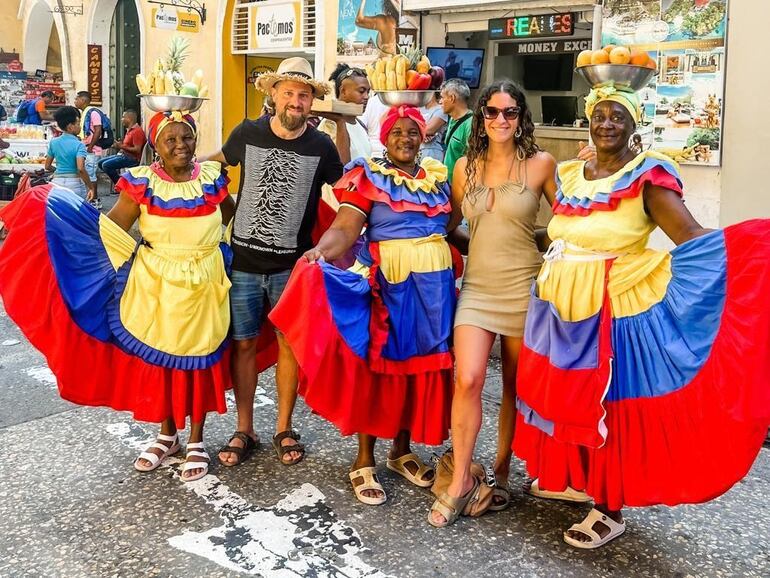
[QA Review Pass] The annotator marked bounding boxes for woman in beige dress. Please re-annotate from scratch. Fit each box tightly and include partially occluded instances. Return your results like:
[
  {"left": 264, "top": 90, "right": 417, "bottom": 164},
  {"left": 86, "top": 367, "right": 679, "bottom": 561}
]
[{"left": 429, "top": 80, "right": 558, "bottom": 526}]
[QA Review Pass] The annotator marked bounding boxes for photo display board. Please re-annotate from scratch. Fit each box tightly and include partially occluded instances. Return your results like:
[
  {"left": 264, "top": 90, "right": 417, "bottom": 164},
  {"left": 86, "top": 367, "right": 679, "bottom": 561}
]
[{"left": 602, "top": 0, "right": 728, "bottom": 166}]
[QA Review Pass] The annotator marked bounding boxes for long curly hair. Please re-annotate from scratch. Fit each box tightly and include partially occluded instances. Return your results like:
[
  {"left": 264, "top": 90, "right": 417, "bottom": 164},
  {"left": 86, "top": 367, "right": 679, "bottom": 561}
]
[{"left": 464, "top": 80, "right": 540, "bottom": 201}]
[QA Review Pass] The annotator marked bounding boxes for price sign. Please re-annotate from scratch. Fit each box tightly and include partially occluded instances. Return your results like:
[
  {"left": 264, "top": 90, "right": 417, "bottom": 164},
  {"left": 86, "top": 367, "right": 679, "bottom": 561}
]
[{"left": 489, "top": 13, "right": 574, "bottom": 40}]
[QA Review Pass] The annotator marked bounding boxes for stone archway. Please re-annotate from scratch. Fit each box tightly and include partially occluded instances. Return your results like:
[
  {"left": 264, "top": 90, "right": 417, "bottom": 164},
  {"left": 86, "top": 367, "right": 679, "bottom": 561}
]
[{"left": 20, "top": 0, "right": 73, "bottom": 97}]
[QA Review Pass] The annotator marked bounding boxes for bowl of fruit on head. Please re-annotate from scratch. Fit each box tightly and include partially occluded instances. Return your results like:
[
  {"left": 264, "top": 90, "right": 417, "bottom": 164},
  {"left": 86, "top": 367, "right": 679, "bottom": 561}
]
[
  {"left": 367, "top": 49, "right": 445, "bottom": 108},
  {"left": 135, "top": 36, "right": 210, "bottom": 113},
  {"left": 575, "top": 45, "right": 658, "bottom": 91}
]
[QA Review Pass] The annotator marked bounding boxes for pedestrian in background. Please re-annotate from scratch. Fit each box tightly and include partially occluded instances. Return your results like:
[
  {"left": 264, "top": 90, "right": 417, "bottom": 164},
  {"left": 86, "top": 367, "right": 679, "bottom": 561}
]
[
  {"left": 75, "top": 91, "right": 113, "bottom": 210},
  {"left": 44, "top": 106, "right": 94, "bottom": 201},
  {"left": 440, "top": 79, "right": 473, "bottom": 183},
  {"left": 419, "top": 91, "right": 448, "bottom": 162},
  {"left": 97, "top": 109, "right": 146, "bottom": 190}
]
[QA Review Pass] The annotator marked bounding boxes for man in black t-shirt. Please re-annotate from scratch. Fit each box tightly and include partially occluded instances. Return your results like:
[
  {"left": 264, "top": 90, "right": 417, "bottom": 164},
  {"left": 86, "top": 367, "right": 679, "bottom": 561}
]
[{"left": 205, "top": 58, "right": 345, "bottom": 467}]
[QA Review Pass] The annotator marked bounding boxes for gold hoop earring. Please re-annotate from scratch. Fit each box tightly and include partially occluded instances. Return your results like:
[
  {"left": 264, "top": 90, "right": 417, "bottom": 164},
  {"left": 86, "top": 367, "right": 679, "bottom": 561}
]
[{"left": 514, "top": 127, "right": 523, "bottom": 139}]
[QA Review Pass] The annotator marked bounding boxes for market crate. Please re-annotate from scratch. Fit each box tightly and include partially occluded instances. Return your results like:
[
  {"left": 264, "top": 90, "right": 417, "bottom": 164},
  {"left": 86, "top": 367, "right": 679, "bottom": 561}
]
[{"left": 0, "top": 172, "right": 21, "bottom": 201}]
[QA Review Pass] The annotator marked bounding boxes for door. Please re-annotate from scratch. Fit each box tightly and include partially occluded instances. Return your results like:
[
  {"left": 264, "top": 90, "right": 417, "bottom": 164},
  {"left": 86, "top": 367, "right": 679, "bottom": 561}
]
[{"left": 109, "top": 0, "right": 141, "bottom": 130}]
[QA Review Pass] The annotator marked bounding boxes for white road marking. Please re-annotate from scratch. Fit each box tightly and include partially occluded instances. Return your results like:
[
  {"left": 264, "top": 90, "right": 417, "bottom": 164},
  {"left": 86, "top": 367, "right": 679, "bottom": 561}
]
[
  {"left": 2, "top": 339, "right": 20, "bottom": 346},
  {"left": 105, "top": 422, "right": 391, "bottom": 577},
  {"left": 24, "top": 365, "right": 56, "bottom": 385}
]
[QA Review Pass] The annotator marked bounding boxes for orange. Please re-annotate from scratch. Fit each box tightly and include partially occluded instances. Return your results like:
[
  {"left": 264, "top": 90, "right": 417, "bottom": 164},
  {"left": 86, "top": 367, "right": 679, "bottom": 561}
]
[
  {"left": 603, "top": 44, "right": 617, "bottom": 54},
  {"left": 629, "top": 48, "right": 649, "bottom": 66},
  {"left": 591, "top": 50, "right": 610, "bottom": 65},
  {"left": 609, "top": 46, "right": 632, "bottom": 65},
  {"left": 576, "top": 50, "right": 593, "bottom": 67},
  {"left": 645, "top": 57, "right": 658, "bottom": 70}
]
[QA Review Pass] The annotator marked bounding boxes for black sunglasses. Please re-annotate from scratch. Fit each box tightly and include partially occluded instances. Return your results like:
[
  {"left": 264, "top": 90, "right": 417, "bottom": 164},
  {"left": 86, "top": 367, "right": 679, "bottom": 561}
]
[{"left": 481, "top": 106, "right": 521, "bottom": 120}]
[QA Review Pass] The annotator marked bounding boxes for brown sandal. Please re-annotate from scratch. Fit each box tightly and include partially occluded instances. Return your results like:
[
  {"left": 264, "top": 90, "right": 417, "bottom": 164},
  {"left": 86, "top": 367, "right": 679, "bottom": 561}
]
[
  {"left": 272, "top": 430, "right": 305, "bottom": 465},
  {"left": 217, "top": 431, "right": 259, "bottom": 467}
]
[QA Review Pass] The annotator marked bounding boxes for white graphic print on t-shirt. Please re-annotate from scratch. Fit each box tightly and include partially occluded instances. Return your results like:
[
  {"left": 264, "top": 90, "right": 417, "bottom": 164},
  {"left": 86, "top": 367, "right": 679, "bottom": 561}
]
[{"left": 234, "top": 145, "right": 321, "bottom": 250}]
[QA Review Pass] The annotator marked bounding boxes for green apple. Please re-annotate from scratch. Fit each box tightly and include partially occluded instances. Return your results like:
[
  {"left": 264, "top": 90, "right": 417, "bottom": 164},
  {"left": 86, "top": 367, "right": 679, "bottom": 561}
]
[{"left": 180, "top": 82, "right": 199, "bottom": 97}]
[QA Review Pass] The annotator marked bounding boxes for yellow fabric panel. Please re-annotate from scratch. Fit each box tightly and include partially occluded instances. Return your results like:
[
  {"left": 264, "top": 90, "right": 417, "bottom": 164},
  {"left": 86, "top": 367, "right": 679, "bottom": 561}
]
[
  {"left": 348, "top": 260, "right": 371, "bottom": 279},
  {"left": 377, "top": 234, "right": 452, "bottom": 284},
  {"left": 138, "top": 205, "right": 225, "bottom": 247},
  {"left": 548, "top": 195, "right": 655, "bottom": 255},
  {"left": 98, "top": 215, "right": 136, "bottom": 271},
  {"left": 120, "top": 242, "right": 231, "bottom": 357},
  {"left": 366, "top": 157, "right": 448, "bottom": 193},
  {"left": 536, "top": 250, "right": 672, "bottom": 322}
]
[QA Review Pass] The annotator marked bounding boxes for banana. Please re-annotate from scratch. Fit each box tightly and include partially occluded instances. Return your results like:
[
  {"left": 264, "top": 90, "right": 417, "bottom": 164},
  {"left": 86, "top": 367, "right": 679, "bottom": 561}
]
[
  {"left": 377, "top": 72, "right": 387, "bottom": 92},
  {"left": 395, "top": 57, "right": 407, "bottom": 90},
  {"left": 385, "top": 56, "right": 397, "bottom": 74},
  {"left": 164, "top": 71, "right": 176, "bottom": 95},
  {"left": 375, "top": 59, "right": 386, "bottom": 75},
  {"left": 198, "top": 85, "right": 209, "bottom": 98},
  {"left": 364, "top": 64, "right": 376, "bottom": 90},
  {"left": 135, "top": 74, "right": 148, "bottom": 94},
  {"left": 386, "top": 70, "right": 397, "bottom": 91}
]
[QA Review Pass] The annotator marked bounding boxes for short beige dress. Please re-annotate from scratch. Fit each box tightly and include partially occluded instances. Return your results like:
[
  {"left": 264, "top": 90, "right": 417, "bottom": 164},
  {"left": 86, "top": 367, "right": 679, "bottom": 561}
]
[{"left": 454, "top": 164, "right": 543, "bottom": 337}]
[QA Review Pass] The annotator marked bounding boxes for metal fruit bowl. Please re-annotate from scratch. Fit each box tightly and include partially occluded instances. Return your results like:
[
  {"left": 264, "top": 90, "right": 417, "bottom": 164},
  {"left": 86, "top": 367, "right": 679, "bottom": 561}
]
[
  {"left": 576, "top": 64, "right": 657, "bottom": 91},
  {"left": 138, "top": 94, "right": 208, "bottom": 113},
  {"left": 377, "top": 90, "right": 434, "bottom": 108}
]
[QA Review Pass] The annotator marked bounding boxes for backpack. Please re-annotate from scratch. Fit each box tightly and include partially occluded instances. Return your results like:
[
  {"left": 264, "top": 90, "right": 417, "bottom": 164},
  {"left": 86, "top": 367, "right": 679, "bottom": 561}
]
[
  {"left": 82, "top": 107, "right": 115, "bottom": 149},
  {"left": 15, "top": 99, "right": 34, "bottom": 123}
]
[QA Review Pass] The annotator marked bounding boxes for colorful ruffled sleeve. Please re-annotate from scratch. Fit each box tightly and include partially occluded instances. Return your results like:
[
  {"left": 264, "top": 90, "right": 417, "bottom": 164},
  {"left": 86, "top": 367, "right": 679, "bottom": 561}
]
[
  {"left": 553, "top": 151, "right": 683, "bottom": 217},
  {"left": 116, "top": 161, "right": 229, "bottom": 217}
]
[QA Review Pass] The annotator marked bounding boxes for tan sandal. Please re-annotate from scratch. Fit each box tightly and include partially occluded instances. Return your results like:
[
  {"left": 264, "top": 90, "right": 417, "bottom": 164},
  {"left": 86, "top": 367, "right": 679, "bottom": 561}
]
[
  {"left": 489, "top": 486, "right": 511, "bottom": 512},
  {"left": 349, "top": 467, "right": 387, "bottom": 506},
  {"left": 386, "top": 452, "right": 434, "bottom": 488},
  {"left": 427, "top": 478, "right": 480, "bottom": 528}
]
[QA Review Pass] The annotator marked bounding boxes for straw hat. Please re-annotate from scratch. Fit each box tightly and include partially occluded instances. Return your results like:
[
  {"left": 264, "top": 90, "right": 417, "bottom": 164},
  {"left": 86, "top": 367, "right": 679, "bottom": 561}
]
[{"left": 255, "top": 57, "right": 330, "bottom": 97}]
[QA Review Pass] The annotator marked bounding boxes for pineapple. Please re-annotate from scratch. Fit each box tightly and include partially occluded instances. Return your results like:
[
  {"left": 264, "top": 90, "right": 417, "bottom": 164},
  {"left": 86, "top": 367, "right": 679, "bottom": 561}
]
[
  {"left": 402, "top": 46, "right": 422, "bottom": 72},
  {"left": 165, "top": 36, "right": 190, "bottom": 94}
]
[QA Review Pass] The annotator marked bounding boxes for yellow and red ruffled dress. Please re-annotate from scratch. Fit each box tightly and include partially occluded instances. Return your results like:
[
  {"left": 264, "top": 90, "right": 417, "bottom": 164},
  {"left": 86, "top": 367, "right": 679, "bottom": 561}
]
[
  {"left": 513, "top": 150, "right": 770, "bottom": 510},
  {"left": 0, "top": 161, "right": 234, "bottom": 427},
  {"left": 270, "top": 157, "right": 458, "bottom": 445}
]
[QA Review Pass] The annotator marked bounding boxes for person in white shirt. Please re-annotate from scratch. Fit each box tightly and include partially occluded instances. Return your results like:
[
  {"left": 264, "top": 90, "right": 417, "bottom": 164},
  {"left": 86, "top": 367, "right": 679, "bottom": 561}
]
[
  {"left": 318, "top": 64, "right": 372, "bottom": 163},
  {"left": 360, "top": 91, "right": 390, "bottom": 158}
]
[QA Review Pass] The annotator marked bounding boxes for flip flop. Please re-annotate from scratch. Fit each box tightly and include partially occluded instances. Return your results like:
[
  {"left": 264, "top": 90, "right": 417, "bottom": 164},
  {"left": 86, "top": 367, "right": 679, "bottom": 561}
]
[
  {"left": 272, "top": 430, "right": 306, "bottom": 466},
  {"left": 134, "top": 433, "right": 180, "bottom": 472},
  {"left": 527, "top": 478, "right": 592, "bottom": 503},
  {"left": 563, "top": 508, "right": 626, "bottom": 549},
  {"left": 349, "top": 467, "right": 387, "bottom": 506},
  {"left": 427, "top": 478, "right": 481, "bottom": 528},
  {"left": 386, "top": 452, "right": 435, "bottom": 488},
  {"left": 181, "top": 442, "right": 210, "bottom": 483},
  {"left": 218, "top": 431, "right": 259, "bottom": 467}
]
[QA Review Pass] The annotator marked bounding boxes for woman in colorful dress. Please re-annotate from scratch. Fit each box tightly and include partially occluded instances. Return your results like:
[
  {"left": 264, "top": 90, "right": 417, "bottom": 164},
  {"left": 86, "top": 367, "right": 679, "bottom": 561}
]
[
  {"left": 270, "top": 105, "right": 457, "bottom": 505},
  {"left": 0, "top": 110, "right": 235, "bottom": 482},
  {"left": 428, "top": 80, "right": 560, "bottom": 527},
  {"left": 513, "top": 82, "right": 770, "bottom": 548}
]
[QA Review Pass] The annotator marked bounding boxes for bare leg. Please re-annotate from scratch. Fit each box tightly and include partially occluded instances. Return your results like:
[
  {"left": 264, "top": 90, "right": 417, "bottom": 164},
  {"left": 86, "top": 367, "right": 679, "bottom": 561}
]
[
  {"left": 429, "top": 325, "right": 496, "bottom": 526},
  {"left": 182, "top": 416, "right": 208, "bottom": 480},
  {"left": 275, "top": 333, "right": 302, "bottom": 463},
  {"left": 493, "top": 336, "right": 523, "bottom": 490},
  {"left": 135, "top": 417, "right": 177, "bottom": 469},
  {"left": 218, "top": 337, "right": 259, "bottom": 465},
  {"left": 350, "top": 434, "right": 384, "bottom": 500}
]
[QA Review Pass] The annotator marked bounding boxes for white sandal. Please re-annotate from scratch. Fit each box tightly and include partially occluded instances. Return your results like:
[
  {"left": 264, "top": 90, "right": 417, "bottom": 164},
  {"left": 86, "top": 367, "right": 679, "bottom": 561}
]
[
  {"left": 563, "top": 508, "right": 626, "bottom": 549},
  {"left": 181, "top": 442, "right": 210, "bottom": 483},
  {"left": 527, "top": 478, "right": 592, "bottom": 503},
  {"left": 134, "top": 433, "right": 180, "bottom": 472},
  {"left": 349, "top": 467, "right": 387, "bottom": 506},
  {"left": 386, "top": 452, "right": 434, "bottom": 488}
]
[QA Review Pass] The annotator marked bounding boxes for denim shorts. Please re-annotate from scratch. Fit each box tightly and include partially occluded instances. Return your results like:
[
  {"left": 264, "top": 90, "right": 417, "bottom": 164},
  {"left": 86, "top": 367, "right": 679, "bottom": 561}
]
[
  {"left": 52, "top": 176, "right": 88, "bottom": 200},
  {"left": 229, "top": 269, "right": 291, "bottom": 340},
  {"left": 85, "top": 152, "right": 101, "bottom": 182}
]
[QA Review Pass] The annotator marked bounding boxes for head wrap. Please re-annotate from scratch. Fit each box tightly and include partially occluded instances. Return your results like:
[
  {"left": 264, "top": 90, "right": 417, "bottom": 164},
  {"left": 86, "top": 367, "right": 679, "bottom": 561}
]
[
  {"left": 585, "top": 82, "right": 641, "bottom": 124},
  {"left": 379, "top": 105, "right": 427, "bottom": 146},
  {"left": 147, "top": 110, "right": 197, "bottom": 150}
]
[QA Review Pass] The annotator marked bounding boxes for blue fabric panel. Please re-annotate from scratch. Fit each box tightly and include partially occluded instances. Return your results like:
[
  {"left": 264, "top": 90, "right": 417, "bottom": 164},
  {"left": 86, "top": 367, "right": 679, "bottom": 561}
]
[
  {"left": 608, "top": 230, "right": 726, "bottom": 401},
  {"left": 523, "top": 286, "right": 601, "bottom": 370},
  {"left": 367, "top": 203, "right": 449, "bottom": 242},
  {"left": 44, "top": 186, "right": 117, "bottom": 341},
  {"left": 379, "top": 268, "right": 455, "bottom": 361},
  {"left": 516, "top": 396, "right": 555, "bottom": 436},
  {"left": 321, "top": 262, "right": 372, "bottom": 359}
]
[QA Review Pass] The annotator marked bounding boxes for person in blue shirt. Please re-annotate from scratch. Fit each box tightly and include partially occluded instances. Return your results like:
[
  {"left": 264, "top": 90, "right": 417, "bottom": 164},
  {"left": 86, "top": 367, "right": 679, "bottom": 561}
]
[
  {"left": 18, "top": 91, "right": 55, "bottom": 125},
  {"left": 44, "top": 106, "right": 94, "bottom": 200}
]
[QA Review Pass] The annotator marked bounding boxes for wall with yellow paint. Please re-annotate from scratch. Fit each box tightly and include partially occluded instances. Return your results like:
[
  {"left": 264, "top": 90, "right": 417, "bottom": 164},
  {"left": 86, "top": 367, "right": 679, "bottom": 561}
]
[{"left": 0, "top": 0, "right": 23, "bottom": 56}]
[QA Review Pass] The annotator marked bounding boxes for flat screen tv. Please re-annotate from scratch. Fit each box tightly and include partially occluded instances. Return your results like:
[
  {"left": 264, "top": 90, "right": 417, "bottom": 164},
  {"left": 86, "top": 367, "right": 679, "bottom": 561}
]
[
  {"left": 523, "top": 54, "right": 574, "bottom": 91},
  {"left": 426, "top": 47, "right": 485, "bottom": 89}
]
